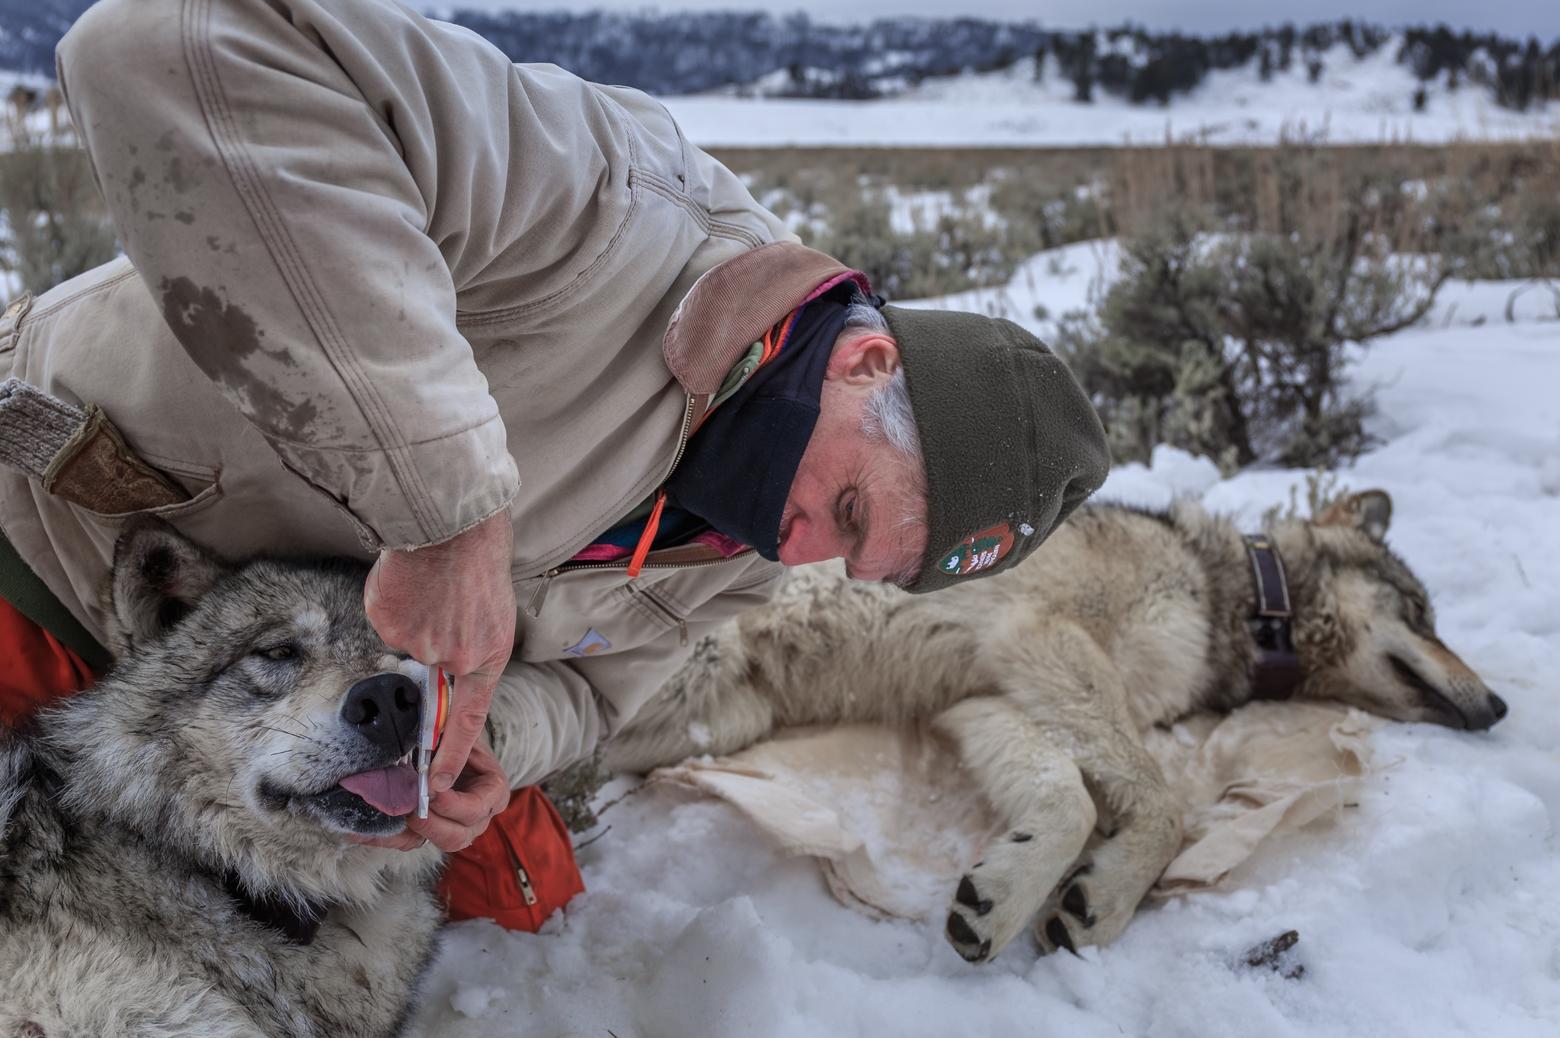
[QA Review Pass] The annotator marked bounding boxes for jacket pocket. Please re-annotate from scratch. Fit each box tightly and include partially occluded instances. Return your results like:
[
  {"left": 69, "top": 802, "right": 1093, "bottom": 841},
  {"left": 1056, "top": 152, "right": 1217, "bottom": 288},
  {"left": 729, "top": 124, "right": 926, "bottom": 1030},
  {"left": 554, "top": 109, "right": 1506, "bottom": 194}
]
[
  {"left": 624, "top": 582, "right": 689, "bottom": 647},
  {"left": 76, "top": 472, "right": 224, "bottom": 522},
  {"left": 274, "top": 453, "right": 383, "bottom": 552}
]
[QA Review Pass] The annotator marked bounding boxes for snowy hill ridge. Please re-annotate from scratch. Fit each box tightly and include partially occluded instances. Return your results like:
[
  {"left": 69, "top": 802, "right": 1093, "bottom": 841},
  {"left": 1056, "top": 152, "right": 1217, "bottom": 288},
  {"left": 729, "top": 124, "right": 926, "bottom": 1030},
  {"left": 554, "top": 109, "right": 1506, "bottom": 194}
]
[
  {"left": 2, "top": 5, "right": 1556, "bottom": 117},
  {"left": 661, "top": 40, "right": 1560, "bottom": 148},
  {"left": 7, "top": 8, "right": 1555, "bottom": 148}
]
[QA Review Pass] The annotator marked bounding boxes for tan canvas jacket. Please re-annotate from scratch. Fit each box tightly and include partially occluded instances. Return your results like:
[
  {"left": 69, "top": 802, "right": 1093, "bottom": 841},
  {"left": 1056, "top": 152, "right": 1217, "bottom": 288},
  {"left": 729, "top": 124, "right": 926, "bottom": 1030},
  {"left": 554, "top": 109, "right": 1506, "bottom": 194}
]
[{"left": 0, "top": 0, "right": 857, "bottom": 784}]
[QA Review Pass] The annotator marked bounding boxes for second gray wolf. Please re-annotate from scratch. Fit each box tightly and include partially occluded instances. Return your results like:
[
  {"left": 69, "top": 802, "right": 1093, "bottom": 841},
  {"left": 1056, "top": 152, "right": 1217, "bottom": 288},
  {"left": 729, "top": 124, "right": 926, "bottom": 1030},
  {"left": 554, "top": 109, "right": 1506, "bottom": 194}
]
[
  {"left": 0, "top": 520, "right": 444, "bottom": 1037},
  {"left": 604, "top": 491, "right": 1508, "bottom": 962}
]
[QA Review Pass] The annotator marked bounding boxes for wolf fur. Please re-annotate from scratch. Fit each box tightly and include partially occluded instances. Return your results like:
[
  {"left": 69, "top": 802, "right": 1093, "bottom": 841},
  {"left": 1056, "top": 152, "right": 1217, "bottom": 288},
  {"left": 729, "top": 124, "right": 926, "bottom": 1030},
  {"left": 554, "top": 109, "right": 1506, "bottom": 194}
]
[
  {"left": 0, "top": 519, "right": 444, "bottom": 1037},
  {"left": 605, "top": 491, "right": 1508, "bottom": 962}
]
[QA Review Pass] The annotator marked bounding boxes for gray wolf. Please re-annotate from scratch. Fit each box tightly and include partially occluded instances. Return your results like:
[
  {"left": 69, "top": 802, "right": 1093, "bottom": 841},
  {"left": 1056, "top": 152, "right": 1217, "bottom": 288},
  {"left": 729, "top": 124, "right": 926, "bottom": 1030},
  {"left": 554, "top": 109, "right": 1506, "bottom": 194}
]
[
  {"left": 605, "top": 491, "right": 1507, "bottom": 962},
  {"left": 0, "top": 519, "right": 444, "bottom": 1037}
]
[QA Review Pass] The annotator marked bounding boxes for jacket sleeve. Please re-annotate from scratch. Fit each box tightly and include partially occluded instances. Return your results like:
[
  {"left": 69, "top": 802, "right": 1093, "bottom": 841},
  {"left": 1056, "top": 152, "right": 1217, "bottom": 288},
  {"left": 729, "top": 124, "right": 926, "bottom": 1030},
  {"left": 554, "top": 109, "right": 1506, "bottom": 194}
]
[
  {"left": 487, "top": 566, "right": 786, "bottom": 786},
  {"left": 54, "top": 0, "right": 527, "bottom": 549}
]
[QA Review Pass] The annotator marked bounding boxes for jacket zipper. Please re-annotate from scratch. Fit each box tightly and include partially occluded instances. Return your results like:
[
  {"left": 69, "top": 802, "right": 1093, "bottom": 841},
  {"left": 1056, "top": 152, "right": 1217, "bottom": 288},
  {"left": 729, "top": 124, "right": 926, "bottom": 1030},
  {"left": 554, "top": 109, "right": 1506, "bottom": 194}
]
[
  {"left": 525, "top": 392, "right": 749, "bottom": 622},
  {"left": 524, "top": 551, "right": 747, "bottom": 621}
]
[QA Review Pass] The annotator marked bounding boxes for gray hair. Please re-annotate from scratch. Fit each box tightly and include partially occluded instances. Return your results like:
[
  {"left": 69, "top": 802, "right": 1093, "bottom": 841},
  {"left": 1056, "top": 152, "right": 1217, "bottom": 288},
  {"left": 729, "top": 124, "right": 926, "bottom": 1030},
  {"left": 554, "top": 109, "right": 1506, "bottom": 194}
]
[
  {"left": 844, "top": 296, "right": 929, "bottom": 585},
  {"left": 861, "top": 367, "right": 921, "bottom": 461},
  {"left": 843, "top": 297, "right": 889, "bottom": 336},
  {"left": 846, "top": 294, "right": 921, "bottom": 462}
]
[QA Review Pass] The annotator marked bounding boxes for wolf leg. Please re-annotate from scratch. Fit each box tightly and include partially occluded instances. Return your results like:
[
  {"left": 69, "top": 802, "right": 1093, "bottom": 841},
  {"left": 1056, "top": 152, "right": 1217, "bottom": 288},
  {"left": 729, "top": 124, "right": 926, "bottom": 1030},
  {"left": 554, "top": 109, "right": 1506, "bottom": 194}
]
[
  {"left": 933, "top": 695, "right": 1096, "bottom": 963},
  {"left": 990, "top": 621, "right": 1184, "bottom": 954}
]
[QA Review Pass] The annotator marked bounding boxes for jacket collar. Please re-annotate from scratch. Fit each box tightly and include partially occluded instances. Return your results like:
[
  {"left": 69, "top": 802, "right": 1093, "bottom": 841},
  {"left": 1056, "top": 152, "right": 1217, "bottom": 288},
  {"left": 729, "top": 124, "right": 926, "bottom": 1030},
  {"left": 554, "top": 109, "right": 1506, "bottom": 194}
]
[{"left": 661, "top": 241, "right": 869, "bottom": 400}]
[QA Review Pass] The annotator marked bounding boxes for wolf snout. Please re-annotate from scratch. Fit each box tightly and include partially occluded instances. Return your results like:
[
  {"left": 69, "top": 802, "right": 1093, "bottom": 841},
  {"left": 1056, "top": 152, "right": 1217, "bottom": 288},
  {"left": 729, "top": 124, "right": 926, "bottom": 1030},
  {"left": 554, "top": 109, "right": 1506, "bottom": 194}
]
[
  {"left": 340, "top": 673, "right": 420, "bottom": 756},
  {"left": 1473, "top": 692, "right": 1509, "bottom": 730}
]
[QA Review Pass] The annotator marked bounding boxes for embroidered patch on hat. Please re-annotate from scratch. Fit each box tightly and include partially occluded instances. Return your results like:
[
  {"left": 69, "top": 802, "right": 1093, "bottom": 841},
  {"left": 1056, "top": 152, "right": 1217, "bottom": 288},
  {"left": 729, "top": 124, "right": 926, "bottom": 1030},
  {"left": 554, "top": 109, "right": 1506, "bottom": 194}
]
[
  {"left": 936, "top": 522, "right": 1016, "bottom": 577},
  {"left": 564, "top": 628, "right": 612, "bottom": 658}
]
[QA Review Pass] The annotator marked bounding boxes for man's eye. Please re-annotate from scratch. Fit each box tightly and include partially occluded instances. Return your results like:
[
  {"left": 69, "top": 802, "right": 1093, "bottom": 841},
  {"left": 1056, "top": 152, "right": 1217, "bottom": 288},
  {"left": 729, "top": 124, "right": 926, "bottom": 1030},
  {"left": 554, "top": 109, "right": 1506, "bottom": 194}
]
[
  {"left": 254, "top": 644, "right": 298, "bottom": 662},
  {"left": 844, "top": 495, "right": 857, "bottom": 526}
]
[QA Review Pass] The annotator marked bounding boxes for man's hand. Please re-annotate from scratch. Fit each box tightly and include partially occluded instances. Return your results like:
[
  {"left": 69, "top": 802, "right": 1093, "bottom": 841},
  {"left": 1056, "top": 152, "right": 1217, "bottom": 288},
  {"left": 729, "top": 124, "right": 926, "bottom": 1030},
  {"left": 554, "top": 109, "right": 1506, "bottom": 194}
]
[
  {"left": 354, "top": 740, "right": 511, "bottom": 852},
  {"left": 364, "top": 509, "right": 516, "bottom": 851}
]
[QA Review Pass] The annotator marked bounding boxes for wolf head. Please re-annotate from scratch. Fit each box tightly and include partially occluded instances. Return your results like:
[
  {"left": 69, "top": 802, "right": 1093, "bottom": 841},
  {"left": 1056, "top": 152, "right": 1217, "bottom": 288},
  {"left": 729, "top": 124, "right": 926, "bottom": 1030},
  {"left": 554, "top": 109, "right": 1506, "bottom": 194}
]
[
  {"left": 1275, "top": 490, "right": 1507, "bottom": 731},
  {"left": 46, "top": 518, "right": 441, "bottom": 905}
]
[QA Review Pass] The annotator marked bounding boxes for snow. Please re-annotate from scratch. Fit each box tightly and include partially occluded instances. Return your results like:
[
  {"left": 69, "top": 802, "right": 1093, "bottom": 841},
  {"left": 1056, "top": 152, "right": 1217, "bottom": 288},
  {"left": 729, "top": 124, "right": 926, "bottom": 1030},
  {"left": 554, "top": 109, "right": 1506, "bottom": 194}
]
[
  {"left": 663, "top": 44, "right": 1560, "bottom": 148},
  {"left": 880, "top": 184, "right": 1003, "bottom": 234},
  {"left": 409, "top": 244, "right": 1560, "bottom": 1037}
]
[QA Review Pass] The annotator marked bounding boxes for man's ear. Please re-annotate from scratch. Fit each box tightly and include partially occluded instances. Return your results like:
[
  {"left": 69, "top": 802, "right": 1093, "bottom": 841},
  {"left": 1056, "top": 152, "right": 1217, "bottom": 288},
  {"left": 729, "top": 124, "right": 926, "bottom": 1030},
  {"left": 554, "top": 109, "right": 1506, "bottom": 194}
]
[
  {"left": 1315, "top": 489, "right": 1393, "bottom": 543},
  {"left": 827, "top": 331, "right": 901, "bottom": 385},
  {"left": 107, "top": 516, "right": 229, "bottom": 653}
]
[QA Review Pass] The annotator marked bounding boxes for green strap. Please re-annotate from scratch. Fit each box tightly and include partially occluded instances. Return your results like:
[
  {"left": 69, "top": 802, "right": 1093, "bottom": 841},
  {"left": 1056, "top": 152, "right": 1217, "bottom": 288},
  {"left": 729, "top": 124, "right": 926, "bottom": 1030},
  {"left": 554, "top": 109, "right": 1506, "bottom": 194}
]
[{"left": 0, "top": 526, "right": 112, "bottom": 674}]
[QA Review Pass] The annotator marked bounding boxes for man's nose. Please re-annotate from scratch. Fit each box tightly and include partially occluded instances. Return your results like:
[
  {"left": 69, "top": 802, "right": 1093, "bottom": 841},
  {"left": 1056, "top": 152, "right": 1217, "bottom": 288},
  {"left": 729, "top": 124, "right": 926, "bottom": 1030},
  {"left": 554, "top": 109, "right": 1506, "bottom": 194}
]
[
  {"left": 777, "top": 514, "right": 841, "bottom": 567},
  {"left": 340, "top": 673, "right": 420, "bottom": 755}
]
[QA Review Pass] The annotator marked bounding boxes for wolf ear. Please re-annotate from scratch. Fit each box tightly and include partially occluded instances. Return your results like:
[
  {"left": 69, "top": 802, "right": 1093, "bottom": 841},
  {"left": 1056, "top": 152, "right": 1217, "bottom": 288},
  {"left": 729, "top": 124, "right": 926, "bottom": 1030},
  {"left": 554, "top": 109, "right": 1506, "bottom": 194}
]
[
  {"left": 107, "top": 516, "right": 230, "bottom": 652},
  {"left": 1315, "top": 489, "right": 1393, "bottom": 543}
]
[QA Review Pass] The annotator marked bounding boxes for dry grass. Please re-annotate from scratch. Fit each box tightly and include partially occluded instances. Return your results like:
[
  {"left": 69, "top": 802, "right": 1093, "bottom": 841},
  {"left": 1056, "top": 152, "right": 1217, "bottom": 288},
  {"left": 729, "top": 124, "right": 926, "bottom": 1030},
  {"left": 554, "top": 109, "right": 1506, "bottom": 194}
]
[{"left": 716, "top": 140, "right": 1560, "bottom": 297}]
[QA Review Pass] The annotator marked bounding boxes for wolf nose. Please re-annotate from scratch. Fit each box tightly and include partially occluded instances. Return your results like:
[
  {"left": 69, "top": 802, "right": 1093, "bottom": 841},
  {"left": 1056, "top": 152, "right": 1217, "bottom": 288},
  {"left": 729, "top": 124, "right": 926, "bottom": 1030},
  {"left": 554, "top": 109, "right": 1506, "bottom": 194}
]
[
  {"left": 1488, "top": 693, "right": 1509, "bottom": 722},
  {"left": 341, "top": 673, "right": 420, "bottom": 756}
]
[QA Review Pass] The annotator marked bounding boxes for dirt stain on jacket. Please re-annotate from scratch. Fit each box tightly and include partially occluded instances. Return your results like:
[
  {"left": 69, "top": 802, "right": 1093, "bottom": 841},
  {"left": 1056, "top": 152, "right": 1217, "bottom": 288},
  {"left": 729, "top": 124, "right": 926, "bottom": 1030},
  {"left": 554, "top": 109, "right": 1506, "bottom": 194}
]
[{"left": 159, "top": 276, "right": 322, "bottom": 442}]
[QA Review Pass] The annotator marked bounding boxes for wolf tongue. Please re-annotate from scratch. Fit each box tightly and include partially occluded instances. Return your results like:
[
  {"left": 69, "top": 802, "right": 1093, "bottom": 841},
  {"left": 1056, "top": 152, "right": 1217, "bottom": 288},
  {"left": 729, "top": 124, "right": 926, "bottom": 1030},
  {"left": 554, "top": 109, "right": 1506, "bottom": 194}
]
[{"left": 338, "top": 764, "right": 419, "bottom": 817}]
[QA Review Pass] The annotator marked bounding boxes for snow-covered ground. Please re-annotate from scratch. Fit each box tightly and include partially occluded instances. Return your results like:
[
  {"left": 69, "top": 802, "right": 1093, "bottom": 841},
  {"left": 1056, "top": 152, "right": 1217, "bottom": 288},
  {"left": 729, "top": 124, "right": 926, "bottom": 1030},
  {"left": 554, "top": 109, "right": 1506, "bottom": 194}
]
[
  {"left": 410, "top": 244, "right": 1560, "bottom": 1037},
  {"left": 665, "top": 45, "right": 1559, "bottom": 148}
]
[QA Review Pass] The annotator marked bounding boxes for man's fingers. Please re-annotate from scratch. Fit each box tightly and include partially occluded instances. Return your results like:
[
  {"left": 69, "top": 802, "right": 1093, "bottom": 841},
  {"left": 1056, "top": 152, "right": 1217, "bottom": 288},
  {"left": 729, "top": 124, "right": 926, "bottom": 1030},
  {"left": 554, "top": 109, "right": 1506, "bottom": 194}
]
[
  {"left": 338, "top": 729, "right": 510, "bottom": 856},
  {"left": 405, "top": 750, "right": 509, "bottom": 852},
  {"left": 421, "top": 773, "right": 509, "bottom": 828},
  {"left": 348, "top": 830, "right": 427, "bottom": 852},
  {"left": 430, "top": 667, "right": 500, "bottom": 791},
  {"left": 403, "top": 812, "right": 479, "bottom": 852}
]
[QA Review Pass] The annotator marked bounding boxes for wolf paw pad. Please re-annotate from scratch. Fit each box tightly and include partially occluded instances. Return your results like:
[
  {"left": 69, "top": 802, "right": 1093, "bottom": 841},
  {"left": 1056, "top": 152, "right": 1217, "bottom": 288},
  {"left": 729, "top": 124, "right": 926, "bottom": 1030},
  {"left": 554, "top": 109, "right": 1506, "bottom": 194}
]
[
  {"left": 944, "top": 830, "right": 1055, "bottom": 963},
  {"left": 1036, "top": 858, "right": 1137, "bottom": 954}
]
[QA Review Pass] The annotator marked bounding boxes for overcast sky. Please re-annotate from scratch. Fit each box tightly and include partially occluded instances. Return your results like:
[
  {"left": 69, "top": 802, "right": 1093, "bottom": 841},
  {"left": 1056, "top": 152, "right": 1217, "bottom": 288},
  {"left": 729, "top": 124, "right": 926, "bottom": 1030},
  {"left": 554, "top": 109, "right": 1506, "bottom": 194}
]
[{"left": 437, "top": 2, "right": 1560, "bottom": 40}]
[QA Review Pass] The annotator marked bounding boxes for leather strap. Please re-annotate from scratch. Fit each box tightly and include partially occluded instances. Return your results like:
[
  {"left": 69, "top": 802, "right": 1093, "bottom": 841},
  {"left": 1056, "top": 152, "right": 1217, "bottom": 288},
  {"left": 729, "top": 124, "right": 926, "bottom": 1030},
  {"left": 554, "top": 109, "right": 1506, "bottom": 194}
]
[{"left": 1244, "top": 535, "right": 1303, "bottom": 701}]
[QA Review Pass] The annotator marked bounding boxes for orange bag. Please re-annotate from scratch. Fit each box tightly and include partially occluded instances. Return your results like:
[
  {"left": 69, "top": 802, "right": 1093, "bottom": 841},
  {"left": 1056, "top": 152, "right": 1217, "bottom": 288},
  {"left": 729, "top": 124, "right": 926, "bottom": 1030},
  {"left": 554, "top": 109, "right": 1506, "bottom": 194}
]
[
  {"left": 0, "top": 597, "right": 95, "bottom": 726},
  {"left": 439, "top": 785, "right": 585, "bottom": 931}
]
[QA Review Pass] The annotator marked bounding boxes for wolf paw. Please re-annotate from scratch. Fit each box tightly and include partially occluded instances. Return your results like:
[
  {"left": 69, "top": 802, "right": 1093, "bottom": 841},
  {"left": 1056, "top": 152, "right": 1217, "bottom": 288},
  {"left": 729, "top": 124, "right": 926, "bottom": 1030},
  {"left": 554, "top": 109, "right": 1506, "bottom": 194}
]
[
  {"left": 944, "top": 829, "right": 1054, "bottom": 964},
  {"left": 1034, "top": 856, "right": 1138, "bottom": 954}
]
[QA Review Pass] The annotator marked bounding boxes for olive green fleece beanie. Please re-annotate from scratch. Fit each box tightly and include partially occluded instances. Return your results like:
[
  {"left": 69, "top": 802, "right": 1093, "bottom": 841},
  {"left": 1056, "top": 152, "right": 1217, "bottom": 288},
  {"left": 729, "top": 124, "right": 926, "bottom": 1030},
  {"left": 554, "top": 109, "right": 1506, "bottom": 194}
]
[{"left": 881, "top": 306, "right": 1110, "bottom": 595}]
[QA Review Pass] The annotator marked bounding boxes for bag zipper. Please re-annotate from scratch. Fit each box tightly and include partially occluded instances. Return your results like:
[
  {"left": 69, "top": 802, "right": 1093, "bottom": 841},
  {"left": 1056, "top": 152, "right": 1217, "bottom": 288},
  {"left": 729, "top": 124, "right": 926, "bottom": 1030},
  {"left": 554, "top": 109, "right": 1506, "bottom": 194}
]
[{"left": 496, "top": 821, "right": 540, "bottom": 907}]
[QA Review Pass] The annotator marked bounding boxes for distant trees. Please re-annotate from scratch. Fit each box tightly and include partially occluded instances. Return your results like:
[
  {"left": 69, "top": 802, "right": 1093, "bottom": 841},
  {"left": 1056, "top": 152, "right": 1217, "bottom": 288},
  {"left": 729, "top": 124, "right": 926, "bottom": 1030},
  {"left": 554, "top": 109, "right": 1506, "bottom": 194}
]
[
  {"left": 1399, "top": 25, "right": 1560, "bottom": 111},
  {"left": 2, "top": 104, "right": 118, "bottom": 301},
  {"left": 0, "top": 5, "right": 1555, "bottom": 113}
]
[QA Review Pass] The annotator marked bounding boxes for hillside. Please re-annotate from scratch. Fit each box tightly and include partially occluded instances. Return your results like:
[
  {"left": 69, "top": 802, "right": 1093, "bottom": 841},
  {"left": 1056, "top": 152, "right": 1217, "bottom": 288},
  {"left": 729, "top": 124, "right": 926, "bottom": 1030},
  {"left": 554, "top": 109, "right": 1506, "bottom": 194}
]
[
  {"left": 2, "top": 4, "right": 1556, "bottom": 127},
  {"left": 665, "top": 42, "right": 1560, "bottom": 147}
]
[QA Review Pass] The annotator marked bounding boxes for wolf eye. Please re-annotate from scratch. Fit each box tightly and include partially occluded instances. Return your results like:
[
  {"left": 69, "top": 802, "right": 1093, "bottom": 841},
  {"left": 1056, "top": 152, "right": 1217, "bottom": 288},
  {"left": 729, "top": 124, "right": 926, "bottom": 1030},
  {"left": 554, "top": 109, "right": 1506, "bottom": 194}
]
[{"left": 254, "top": 644, "right": 298, "bottom": 662}]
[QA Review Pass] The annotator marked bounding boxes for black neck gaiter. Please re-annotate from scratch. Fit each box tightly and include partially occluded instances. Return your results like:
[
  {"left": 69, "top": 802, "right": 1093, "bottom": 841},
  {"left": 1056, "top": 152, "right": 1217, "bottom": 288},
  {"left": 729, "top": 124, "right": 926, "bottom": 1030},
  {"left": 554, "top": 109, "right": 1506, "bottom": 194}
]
[{"left": 665, "top": 284, "right": 856, "bottom": 560}]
